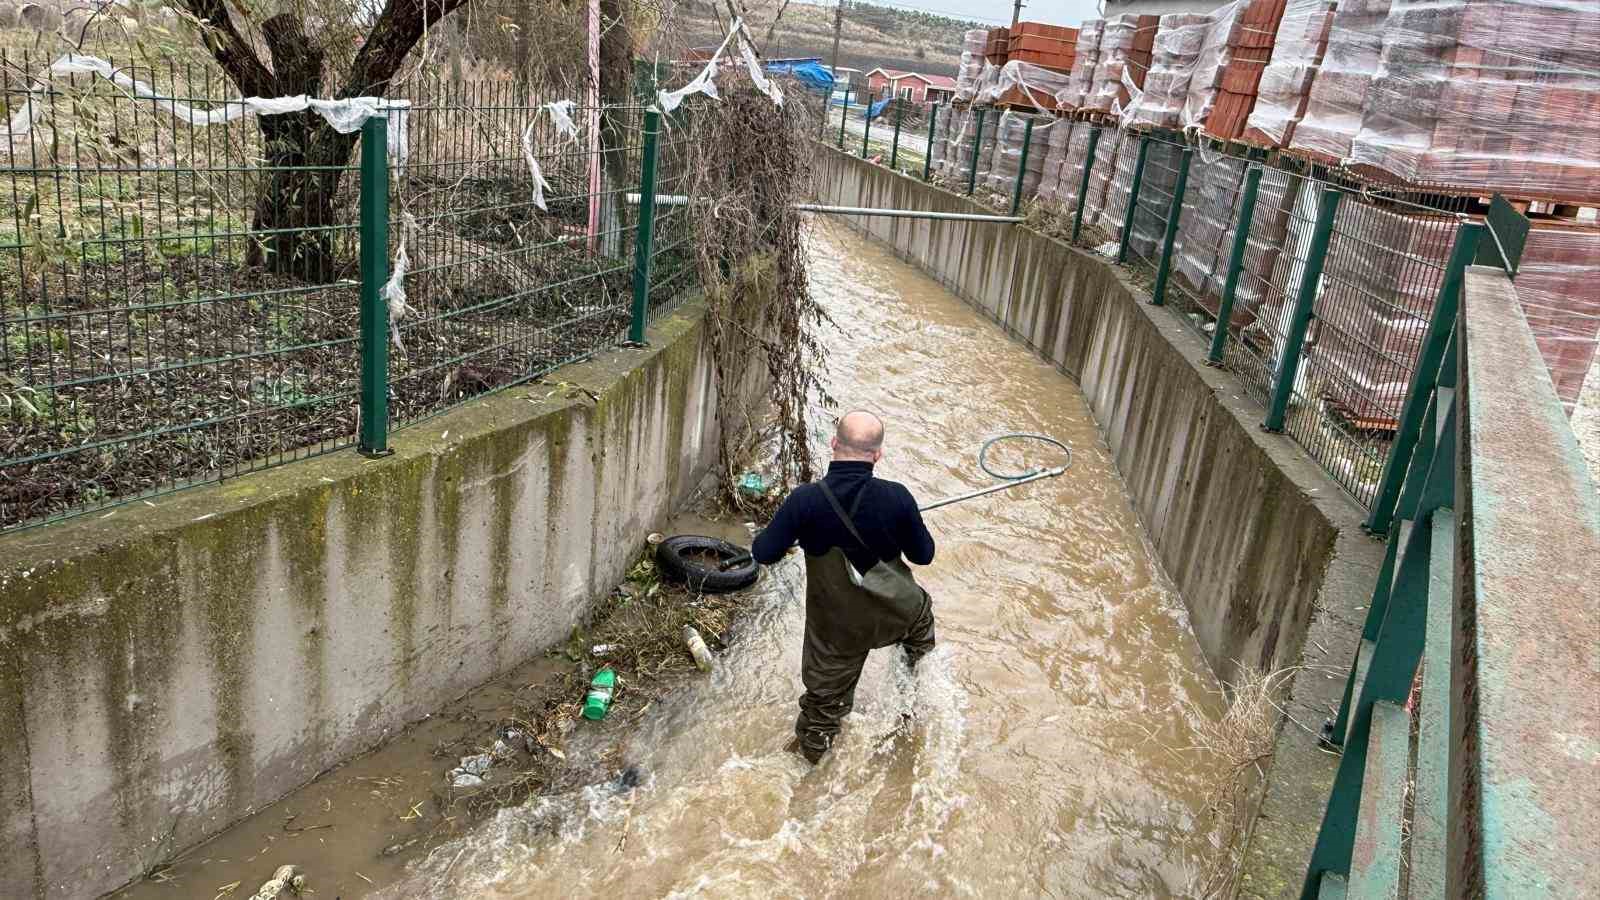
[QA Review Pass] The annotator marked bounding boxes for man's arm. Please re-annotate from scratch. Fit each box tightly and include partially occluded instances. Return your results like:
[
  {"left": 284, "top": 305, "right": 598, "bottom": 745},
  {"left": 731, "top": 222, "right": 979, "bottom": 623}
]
[
  {"left": 899, "top": 485, "right": 936, "bottom": 565},
  {"left": 751, "top": 489, "right": 805, "bottom": 565}
]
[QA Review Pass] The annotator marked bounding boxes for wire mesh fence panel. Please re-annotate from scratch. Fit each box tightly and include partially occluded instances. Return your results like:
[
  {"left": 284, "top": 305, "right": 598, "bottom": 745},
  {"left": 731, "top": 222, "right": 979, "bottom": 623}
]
[
  {"left": 1123, "top": 137, "right": 1183, "bottom": 282},
  {"left": 1222, "top": 166, "right": 1312, "bottom": 411},
  {"left": 1086, "top": 131, "right": 1137, "bottom": 241},
  {"left": 386, "top": 83, "right": 643, "bottom": 428},
  {"left": 1288, "top": 189, "right": 1460, "bottom": 505},
  {"left": 647, "top": 108, "right": 700, "bottom": 322},
  {"left": 1, "top": 53, "right": 360, "bottom": 530},
  {"left": 1166, "top": 153, "right": 1249, "bottom": 343}
]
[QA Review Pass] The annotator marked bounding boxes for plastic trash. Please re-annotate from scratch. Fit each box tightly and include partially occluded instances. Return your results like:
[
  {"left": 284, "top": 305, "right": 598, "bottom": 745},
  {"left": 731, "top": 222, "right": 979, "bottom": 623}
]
[
  {"left": 582, "top": 667, "right": 617, "bottom": 720},
  {"left": 450, "top": 772, "right": 485, "bottom": 789},
  {"left": 592, "top": 643, "right": 619, "bottom": 655},
  {"left": 458, "top": 753, "right": 492, "bottom": 776},
  {"left": 250, "top": 865, "right": 304, "bottom": 900},
  {"left": 491, "top": 739, "right": 517, "bottom": 761},
  {"left": 447, "top": 752, "right": 492, "bottom": 784},
  {"left": 682, "top": 625, "right": 715, "bottom": 672},
  {"left": 737, "top": 472, "right": 768, "bottom": 498}
]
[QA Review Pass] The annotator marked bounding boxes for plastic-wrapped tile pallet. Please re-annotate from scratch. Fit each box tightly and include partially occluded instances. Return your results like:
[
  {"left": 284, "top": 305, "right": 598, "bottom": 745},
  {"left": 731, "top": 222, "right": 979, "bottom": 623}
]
[
  {"left": 1056, "top": 123, "right": 1099, "bottom": 214},
  {"left": 1347, "top": 0, "right": 1600, "bottom": 202},
  {"left": 1088, "top": 131, "right": 1139, "bottom": 233},
  {"left": 955, "top": 29, "right": 991, "bottom": 103},
  {"left": 1242, "top": 0, "right": 1337, "bottom": 146},
  {"left": 1059, "top": 18, "right": 1104, "bottom": 109},
  {"left": 1173, "top": 155, "right": 1250, "bottom": 299},
  {"left": 1289, "top": 0, "right": 1392, "bottom": 161},
  {"left": 1086, "top": 14, "right": 1160, "bottom": 114},
  {"left": 1517, "top": 225, "right": 1600, "bottom": 413},
  {"left": 986, "top": 111, "right": 1053, "bottom": 196},
  {"left": 1036, "top": 119, "right": 1075, "bottom": 204},
  {"left": 1204, "top": 0, "right": 1289, "bottom": 140},
  {"left": 1126, "top": 14, "right": 1211, "bottom": 129}
]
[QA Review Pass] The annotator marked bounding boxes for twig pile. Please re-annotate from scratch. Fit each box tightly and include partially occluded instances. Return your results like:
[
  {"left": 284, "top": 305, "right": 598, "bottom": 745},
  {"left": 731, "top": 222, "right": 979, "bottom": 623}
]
[{"left": 677, "top": 84, "right": 832, "bottom": 515}]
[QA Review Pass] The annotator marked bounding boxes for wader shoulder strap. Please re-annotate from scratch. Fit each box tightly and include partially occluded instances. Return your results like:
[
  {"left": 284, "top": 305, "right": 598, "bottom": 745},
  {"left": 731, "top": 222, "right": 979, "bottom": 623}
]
[{"left": 817, "top": 481, "right": 875, "bottom": 562}]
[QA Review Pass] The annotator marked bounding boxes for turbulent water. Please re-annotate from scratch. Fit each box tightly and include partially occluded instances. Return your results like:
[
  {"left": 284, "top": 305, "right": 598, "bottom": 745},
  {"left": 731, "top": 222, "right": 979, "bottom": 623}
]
[{"left": 387, "top": 216, "right": 1228, "bottom": 898}]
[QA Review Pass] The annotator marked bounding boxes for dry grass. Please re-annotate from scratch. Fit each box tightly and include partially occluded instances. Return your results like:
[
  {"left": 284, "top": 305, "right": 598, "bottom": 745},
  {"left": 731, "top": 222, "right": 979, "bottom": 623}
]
[
  {"left": 445, "top": 546, "right": 757, "bottom": 820},
  {"left": 1178, "top": 666, "right": 1293, "bottom": 899}
]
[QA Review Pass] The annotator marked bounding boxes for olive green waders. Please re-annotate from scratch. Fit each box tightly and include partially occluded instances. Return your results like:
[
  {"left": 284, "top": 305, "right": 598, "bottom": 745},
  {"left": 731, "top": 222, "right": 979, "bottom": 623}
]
[{"left": 794, "top": 484, "right": 936, "bottom": 763}]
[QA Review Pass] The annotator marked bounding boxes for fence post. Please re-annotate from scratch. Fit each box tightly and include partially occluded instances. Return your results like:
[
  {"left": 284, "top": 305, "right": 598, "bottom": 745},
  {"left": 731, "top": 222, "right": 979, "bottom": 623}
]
[
  {"left": 966, "top": 107, "right": 987, "bottom": 196},
  {"left": 1071, "top": 125, "right": 1101, "bottom": 243},
  {"left": 358, "top": 115, "right": 391, "bottom": 457},
  {"left": 1010, "top": 116, "right": 1036, "bottom": 216},
  {"left": 1363, "top": 221, "right": 1484, "bottom": 533},
  {"left": 890, "top": 98, "right": 903, "bottom": 169},
  {"left": 838, "top": 87, "right": 851, "bottom": 148},
  {"left": 1150, "top": 147, "right": 1192, "bottom": 305},
  {"left": 1264, "top": 186, "right": 1342, "bottom": 432},
  {"left": 1116, "top": 136, "right": 1152, "bottom": 263},
  {"left": 862, "top": 95, "right": 873, "bottom": 157},
  {"left": 628, "top": 109, "right": 661, "bottom": 344},
  {"left": 1209, "top": 164, "right": 1264, "bottom": 364},
  {"left": 923, "top": 104, "right": 938, "bottom": 181}
]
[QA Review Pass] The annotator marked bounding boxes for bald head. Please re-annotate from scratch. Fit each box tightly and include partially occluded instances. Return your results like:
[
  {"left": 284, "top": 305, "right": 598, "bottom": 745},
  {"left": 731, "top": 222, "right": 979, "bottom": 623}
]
[{"left": 832, "top": 410, "right": 885, "bottom": 461}]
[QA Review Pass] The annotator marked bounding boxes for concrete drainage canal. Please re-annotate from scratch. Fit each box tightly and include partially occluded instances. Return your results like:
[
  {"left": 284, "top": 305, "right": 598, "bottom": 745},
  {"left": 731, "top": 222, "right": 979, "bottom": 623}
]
[{"left": 340, "top": 215, "right": 1233, "bottom": 897}]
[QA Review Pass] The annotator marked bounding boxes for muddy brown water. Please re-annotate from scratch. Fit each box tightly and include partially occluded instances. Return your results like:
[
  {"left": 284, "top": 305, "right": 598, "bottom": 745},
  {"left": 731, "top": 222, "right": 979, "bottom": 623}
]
[
  {"left": 383, "top": 217, "right": 1229, "bottom": 897},
  {"left": 114, "top": 216, "right": 1228, "bottom": 899}
]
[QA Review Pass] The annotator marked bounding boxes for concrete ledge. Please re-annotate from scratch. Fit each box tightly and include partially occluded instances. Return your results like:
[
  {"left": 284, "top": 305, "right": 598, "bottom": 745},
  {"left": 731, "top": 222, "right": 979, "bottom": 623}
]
[
  {"left": 815, "top": 149, "right": 1384, "bottom": 898},
  {"left": 0, "top": 301, "right": 723, "bottom": 898}
]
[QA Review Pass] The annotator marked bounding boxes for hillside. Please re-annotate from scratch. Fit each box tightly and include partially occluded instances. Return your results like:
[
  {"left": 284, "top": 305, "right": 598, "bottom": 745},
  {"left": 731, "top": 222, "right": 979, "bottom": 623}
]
[{"left": 669, "top": 0, "right": 984, "bottom": 77}]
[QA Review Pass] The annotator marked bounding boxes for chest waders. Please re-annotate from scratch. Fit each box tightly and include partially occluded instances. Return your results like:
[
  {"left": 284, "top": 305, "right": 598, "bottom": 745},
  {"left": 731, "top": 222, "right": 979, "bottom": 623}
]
[{"left": 794, "top": 482, "right": 936, "bottom": 763}]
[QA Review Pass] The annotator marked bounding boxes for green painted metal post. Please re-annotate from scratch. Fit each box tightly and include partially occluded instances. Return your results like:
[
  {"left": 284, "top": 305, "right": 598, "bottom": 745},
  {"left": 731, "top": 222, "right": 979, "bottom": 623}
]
[
  {"left": 1116, "top": 136, "right": 1152, "bottom": 263},
  {"left": 1208, "top": 164, "right": 1264, "bottom": 364},
  {"left": 1264, "top": 186, "right": 1343, "bottom": 432},
  {"left": 838, "top": 87, "right": 851, "bottom": 148},
  {"left": 1071, "top": 126, "right": 1101, "bottom": 244},
  {"left": 966, "top": 107, "right": 987, "bottom": 196},
  {"left": 1364, "top": 222, "right": 1484, "bottom": 534},
  {"left": 862, "top": 95, "right": 873, "bottom": 157},
  {"left": 1149, "top": 147, "right": 1193, "bottom": 305},
  {"left": 628, "top": 109, "right": 661, "bottom": 344},
  {"left": 889, "top": 99, "right": 904, "bottom": 169},
  {"left": 922, "top": 104, "right": 937, "bottom": 181},
  {"left": 358, "top": 116, "right": 391, "bottom": 457},
  {"left": 1009, "top": 117, "right": 1036, "bottom": 216}
]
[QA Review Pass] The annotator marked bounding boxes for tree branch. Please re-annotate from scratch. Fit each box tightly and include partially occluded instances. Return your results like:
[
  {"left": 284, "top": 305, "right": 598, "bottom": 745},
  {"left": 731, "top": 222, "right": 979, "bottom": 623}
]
[
  {"left": 176, "top": 0, "right": 274, "bottom": 96},
  {"left": 339, "top": 0, "right": 472, "bottom": 98}
]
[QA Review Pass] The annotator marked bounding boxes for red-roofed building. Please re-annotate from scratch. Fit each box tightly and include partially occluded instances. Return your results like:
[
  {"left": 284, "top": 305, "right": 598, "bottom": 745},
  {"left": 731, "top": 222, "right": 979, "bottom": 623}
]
[{"left": 864, "top": 68, "right": 958, "bottom": 104}]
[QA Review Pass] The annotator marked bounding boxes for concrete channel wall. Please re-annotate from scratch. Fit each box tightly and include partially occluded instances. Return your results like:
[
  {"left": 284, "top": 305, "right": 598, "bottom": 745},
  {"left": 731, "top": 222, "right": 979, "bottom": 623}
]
[
  {"left": 816, "top": 149, "right": 1384, "bottom": 897},
  {"left": 0, "top": 301, "right": 725, "bottom": 898}
]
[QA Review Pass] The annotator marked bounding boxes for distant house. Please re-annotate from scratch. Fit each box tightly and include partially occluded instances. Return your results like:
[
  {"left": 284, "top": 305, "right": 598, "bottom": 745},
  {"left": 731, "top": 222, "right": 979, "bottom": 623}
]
[{"left": 864, "top": 68, "right": 958, "bottom": 104}]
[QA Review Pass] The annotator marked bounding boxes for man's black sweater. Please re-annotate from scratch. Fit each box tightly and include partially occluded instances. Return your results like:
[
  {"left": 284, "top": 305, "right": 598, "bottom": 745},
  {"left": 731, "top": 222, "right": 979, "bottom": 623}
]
[{"left": 752, "top": 461, "right": 936, "bottom": 571}]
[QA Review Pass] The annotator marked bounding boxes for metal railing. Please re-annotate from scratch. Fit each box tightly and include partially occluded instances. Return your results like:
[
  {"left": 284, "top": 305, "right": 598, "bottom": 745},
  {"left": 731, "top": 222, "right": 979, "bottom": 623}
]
[
  {"left": 1299, "top": 204, "right": 1600, "bottom": 897},
  {"left": 1, "top": 59, "right": 696, "bottom": 531},
  {"left": 897, "top": 112, "right": 1485, "bottom": 512}
]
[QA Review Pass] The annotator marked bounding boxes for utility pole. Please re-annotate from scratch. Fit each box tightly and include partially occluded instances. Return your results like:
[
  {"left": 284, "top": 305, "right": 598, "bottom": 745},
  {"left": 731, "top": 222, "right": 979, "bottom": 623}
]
[
  {"left": 830, "top": 0, "right": 845, "bottom": 78},
  {"left": 1011, "top": 0, "right": 1025, "bottom": 28}
]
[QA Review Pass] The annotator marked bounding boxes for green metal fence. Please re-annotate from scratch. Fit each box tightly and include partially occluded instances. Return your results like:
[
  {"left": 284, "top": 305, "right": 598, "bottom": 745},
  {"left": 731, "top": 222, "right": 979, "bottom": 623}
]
[
  {"left": 1, "top": 58, "right": 696, "bottom": 530},
  {"left": 1299, "top": 206, "right": 1600, "bottom": 897},
  {"left": 1015, "top": 125, "right": 1479, "bottom": 511}
]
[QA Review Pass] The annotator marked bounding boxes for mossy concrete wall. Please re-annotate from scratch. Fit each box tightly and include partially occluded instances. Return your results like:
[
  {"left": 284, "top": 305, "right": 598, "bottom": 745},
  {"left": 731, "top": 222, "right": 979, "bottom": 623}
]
[
  {"left": 816, "top": 149, "right": 1383, "bottom": 897},
  {"left": 0, "top": 300, "right": 726, "bottom": 899}
]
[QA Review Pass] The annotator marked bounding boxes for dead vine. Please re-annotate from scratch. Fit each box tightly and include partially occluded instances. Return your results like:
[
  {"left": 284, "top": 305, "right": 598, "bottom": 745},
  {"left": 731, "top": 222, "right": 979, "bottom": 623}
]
[{"left": 678, "top": 83, "right": 832, "bottom": 515}]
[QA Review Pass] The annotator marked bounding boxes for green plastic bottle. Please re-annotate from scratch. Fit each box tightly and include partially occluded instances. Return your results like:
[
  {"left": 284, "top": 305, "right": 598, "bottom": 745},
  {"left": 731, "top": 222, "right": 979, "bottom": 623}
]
[{"left": 582, "top": 667, "right": 617, "bottom": 721}]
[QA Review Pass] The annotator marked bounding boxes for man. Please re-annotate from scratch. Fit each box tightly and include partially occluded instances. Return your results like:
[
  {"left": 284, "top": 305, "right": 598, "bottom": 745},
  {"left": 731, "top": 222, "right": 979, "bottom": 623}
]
[{"left": 752, "top": 410, "right": 937, "bottom": 764}]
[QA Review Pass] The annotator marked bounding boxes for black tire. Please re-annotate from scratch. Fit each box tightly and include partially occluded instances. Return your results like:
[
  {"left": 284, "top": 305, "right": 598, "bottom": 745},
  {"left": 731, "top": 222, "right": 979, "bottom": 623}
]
[{"left": 655, "top": 535, "right": 759, "bottom": 594}]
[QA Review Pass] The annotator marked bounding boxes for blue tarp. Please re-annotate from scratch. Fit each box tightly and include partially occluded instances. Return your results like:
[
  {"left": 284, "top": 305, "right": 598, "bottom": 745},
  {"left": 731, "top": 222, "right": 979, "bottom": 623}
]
[
  {"left": 867, "top": 97, "right": 892, "bottom": 120},
  {"left": 768, "top": 60, "right": 835, "bottom": 94}
]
